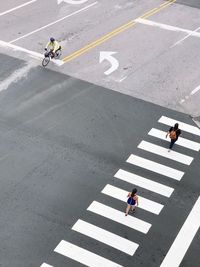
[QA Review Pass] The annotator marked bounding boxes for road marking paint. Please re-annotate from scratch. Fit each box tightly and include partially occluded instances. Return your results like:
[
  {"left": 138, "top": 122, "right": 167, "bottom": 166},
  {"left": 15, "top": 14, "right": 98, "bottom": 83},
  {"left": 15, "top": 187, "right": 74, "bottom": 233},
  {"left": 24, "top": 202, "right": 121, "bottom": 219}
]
[
  {"left": 135, "top": 18, "right": 200, "bottom": 38},
  {"left": 159, "top": 116, "right": 200, "bottom": 136},
  {"left": 9, "top": 2, "right": 98, "bottom": 43},
  {"left": 190, "top": 84, "right": 200, "bottom": 96},
  {"left": 0, "top": 63, "right": 34, "bottom": 92},
  {"left": 40, "top": 264, "right": 53, "bottom": 267},
  {"left": 138, "top": 140, "right": 193, "bottom": 165},
  {"left": 63, "top": 20, "right": 135, "bottom": 62},
  {"left": 0, "top": 0, "right": 37, "bottom": 16},
  {"left": 101, "top": 184, "right": 163, "bottom": 215},
  {"left": 0, "top": 40, "right": 64, "bottom": 66},
  {"left": 87, "top": 201, "right": 151, "bottom": 234},
  {"left": 114, "top": 169, "right": 174, "bottom": 197},
  {"left": 141, "top": 0, "right": 176, "bottom": 19},
  {"left": 148, "top": 128, "right": 200, "bottom": 151},
  {"left": 160, "top": 196, "right": 200, "bottom": 267},
  {"left": 54, "top": 240, "right": 123, "bottom": 267},
  {"left": 127, "top": 154, "right": 184, "bottom": 181},
  {"left": 119, "top": 76, "right": 127, "bottom": 82},
  {"left": 62, "top": 0, "right": 175, "bottom": 62},
  {"left": 172, "top": 25, "right": 200, "bottom": 47},
  {"left": 72, "top": 219, "right": 139, "bottom": 255}
]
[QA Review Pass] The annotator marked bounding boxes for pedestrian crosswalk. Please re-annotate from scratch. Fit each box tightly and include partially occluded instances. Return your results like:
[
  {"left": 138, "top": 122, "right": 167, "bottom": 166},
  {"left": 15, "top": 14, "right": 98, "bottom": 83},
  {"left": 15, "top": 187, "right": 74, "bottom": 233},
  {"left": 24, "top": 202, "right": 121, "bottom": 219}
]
[
  {"left": 72, "top": 219, "right": 139, "bottom": 255},
  {"left": 138, "top": 140, "right": 193, "bottom": 165},
  {"left": 148, "top": 128, "right": 200, "bottom": 151},
  {"left": 126, "top": 154, "right": 184, "bottom": 181},
  {"left": 114, "top": 169, "right": 174, "bottom": 197},
  {"left": 41, "top": 115, "right": 200, "bottom": 267},
  {"left": 101, "top": 184, "right": 163, "bottom": 214}
]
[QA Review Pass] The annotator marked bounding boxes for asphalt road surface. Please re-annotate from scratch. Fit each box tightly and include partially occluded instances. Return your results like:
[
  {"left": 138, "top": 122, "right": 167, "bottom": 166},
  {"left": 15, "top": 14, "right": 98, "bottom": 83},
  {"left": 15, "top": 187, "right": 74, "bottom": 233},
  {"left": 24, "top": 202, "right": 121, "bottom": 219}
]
[
  {"left": 0, "top": 1, "right": 200, "bottom": 267},
  {"left": 0, "top": 54, "right": 200, "bottom": 267}
]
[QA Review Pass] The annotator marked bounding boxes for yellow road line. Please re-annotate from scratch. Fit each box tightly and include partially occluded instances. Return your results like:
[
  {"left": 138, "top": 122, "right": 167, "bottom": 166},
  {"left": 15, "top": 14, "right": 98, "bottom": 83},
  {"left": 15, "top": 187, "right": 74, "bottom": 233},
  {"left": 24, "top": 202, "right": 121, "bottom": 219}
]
[
  {"left": 63, "top": 0, "right": 176, "bottom": 62},
  {"left": 63, "top": 20, "right": 134, "bottom": 62}
]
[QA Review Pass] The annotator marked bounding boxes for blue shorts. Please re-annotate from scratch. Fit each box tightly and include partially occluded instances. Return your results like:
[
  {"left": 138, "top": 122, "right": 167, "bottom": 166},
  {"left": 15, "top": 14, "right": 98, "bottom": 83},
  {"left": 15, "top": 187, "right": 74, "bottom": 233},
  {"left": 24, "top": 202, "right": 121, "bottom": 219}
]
[{"left": 127, "top": 197, "right": 135, "bottom": 206}]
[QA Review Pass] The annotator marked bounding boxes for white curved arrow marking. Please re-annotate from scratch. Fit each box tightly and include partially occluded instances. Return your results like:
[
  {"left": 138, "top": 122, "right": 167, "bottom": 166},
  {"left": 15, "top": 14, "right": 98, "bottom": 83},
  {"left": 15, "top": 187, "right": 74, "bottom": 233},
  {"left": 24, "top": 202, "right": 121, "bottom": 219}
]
[
  {"left": 57, "top": 0, "right": 89, "bottom": 4},
  {"left": 99, "top": 51, "right": 119, "bottom": 75}
]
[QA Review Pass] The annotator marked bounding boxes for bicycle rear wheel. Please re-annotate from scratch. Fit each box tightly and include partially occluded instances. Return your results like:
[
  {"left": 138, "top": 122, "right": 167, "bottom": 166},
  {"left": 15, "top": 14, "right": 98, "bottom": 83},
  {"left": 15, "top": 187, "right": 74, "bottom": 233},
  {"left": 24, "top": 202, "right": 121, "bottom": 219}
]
[
  {"left": 42, "top": 56, "right": 50, "bottom": 67},
  {"left": 54, "top": 49, "right": 62, "bottom": 59}
]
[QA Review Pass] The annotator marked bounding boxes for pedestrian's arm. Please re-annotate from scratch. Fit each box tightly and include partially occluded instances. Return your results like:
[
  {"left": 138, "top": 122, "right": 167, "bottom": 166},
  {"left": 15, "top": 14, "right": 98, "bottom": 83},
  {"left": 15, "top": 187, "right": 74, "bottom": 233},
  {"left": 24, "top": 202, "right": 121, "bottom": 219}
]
[{"left": 166, "top": 131, "right": 169, "bottom": 138}]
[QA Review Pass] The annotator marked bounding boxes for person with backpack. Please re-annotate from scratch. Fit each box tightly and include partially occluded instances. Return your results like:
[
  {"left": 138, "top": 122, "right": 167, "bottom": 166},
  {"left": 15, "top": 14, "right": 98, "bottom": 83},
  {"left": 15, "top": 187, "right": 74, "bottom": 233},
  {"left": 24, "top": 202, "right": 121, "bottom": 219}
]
[
  {"left": 125, "top": 188, "right": 139, "bottom": 216},
  {"left": 166, "top": 123, "right": 181, "bottom": 152}
]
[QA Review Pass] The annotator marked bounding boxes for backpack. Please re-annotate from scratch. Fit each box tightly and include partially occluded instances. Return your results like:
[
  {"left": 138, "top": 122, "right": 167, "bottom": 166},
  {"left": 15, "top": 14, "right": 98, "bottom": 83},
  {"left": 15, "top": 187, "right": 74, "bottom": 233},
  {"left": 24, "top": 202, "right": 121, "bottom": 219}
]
[{"left": 169, "top": 130, "right": 177, "bottom": 140}]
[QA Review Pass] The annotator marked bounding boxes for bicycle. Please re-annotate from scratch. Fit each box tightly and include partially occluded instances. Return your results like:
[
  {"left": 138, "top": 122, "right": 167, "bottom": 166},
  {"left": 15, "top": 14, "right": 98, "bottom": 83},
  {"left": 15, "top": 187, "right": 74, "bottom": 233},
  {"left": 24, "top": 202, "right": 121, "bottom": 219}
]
[{"left": 42, "top": 47, "right": 62, "bottom": 67}]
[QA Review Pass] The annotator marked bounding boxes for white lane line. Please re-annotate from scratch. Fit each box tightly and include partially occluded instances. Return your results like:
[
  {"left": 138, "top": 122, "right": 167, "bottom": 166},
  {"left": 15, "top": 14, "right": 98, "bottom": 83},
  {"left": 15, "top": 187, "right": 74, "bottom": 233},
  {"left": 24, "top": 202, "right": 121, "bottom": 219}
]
[
  {"left": 72, "top": 219, "right": 139, "bottom": 255},
  {"left": 114, "top": 169, "right": 174, "bottom": 197},
  {"left": 148, "top": 128, "right": 200, "bottom": 151},
  {"left": 127, "top": 154, "right": 184, "bottom": 181},
  {"left": 172, "top": 25, "right": 200, "bottom": 47},
  {"left": 138, "top": 140, "right": 193, "bottom": 165},
  {"left": 0, "top": 63, "right": 34, "bottom": 92},
  {"left": 9, "top": 2, "right": 98, "bottom": 43},
  {"left": 87, "top": 201, "right": 151, "bottom": 234},
  {"left": 0, "top": 0, "right": 37, "bottom": 16},
  {"left": 0, "top": 40, "right": 64, "bottom": 66},
  {"left": 135, "top": 18, "right": 200, "bottom": 38},
  {"left": 159, "top": 116, "right": 200, "bottom": 136},
  {"left": 119, "top": 76, "right": 127, "bottom": 82},
  {"left": 40, "top": 264, "right": 53, "bottom": 267},
  {"left": 160, "top": 196, "right": 200, "bottom": 267},
  {"left": 54, "top": 240, "right": 123, "bottom": 267},
  {"left": 101, "top": 184, "right": 163, "bottom": 215},
  {"left": 190, "top": 84, "right": 200, "bottom": 96}
]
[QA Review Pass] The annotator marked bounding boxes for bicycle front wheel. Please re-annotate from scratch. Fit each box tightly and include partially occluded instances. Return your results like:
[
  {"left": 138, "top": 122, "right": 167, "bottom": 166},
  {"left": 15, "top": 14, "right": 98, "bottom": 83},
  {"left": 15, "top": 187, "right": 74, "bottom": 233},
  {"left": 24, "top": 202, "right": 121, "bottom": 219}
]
[{"left": 42, "top": 56, "right": 50, "bottom": 67}]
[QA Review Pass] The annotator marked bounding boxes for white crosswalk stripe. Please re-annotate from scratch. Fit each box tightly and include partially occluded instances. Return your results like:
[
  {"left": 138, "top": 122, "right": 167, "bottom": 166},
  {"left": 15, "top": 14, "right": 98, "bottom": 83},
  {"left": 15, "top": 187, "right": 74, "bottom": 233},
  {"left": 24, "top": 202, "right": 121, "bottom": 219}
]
[
  {"left": 127, "top": 154, "right": 184, "bottom": 181},
  {"left": 87, "top": 201, "right": 151, "bottom": 234},
  {"left": 72, "top": 219, "right": 139, "bottom": 255},
  {"left": 138, "top": 140, "right": 193, "bottom": 165},
  {"left": 43, "top": 114, "right": 200, "bottom": 266},
  {"left": 114, "top": 169, "right": 174, "bottom": 197},
  {"left": 158, "top": 116, "right": 200, "bottom": 136},
  {"left": 54, "top": 240, "right": 124, "bottom": 267},
  {"left": 148, "top": 128, "right": 200, "bottom": 151},
  {"left": 101, "top": 184, "right": 163, "bottom": 215}
]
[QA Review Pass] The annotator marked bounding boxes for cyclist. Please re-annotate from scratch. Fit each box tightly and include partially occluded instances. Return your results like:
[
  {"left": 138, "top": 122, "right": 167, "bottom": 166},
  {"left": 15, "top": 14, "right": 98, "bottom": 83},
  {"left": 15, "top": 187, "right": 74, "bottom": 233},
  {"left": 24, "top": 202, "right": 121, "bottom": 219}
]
[{"left": 45, "top": 37, "right": 61, "bottom": 58}]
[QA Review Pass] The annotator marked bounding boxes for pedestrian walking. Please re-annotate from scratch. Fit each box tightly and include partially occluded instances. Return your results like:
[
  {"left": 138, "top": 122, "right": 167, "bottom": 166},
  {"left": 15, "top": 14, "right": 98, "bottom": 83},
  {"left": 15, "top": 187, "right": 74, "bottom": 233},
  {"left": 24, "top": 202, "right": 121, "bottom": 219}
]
[
  {"left": 125, "top": 188, "right": 139, "bottom": 216},
  {"left": 166, "top": 122, "right": 181, "bottom": 152}
]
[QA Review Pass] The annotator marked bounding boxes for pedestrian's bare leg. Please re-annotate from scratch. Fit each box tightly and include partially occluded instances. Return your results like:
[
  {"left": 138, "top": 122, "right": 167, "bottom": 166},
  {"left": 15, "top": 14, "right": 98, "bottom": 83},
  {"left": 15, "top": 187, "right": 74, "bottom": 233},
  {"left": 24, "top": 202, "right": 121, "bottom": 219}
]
[
  {"left": 125, "top": 204, "right": 131, "bottom": 216},
  {"left": 131, "top": 205, "right": 136, "bottom": 213}
]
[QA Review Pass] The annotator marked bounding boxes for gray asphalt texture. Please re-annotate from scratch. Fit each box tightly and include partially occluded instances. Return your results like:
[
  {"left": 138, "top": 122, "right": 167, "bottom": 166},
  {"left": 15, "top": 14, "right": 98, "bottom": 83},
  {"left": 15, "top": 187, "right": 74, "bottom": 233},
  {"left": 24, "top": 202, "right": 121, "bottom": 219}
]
[
  {"left": 175, "top": 0, "right": 200, "bottom": 9},
  {"left": 1, "top": 0, "right": 200, "bottom": 120},
  {"left": 0, "top": 54, "right": 199, "bottom": 267}
]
